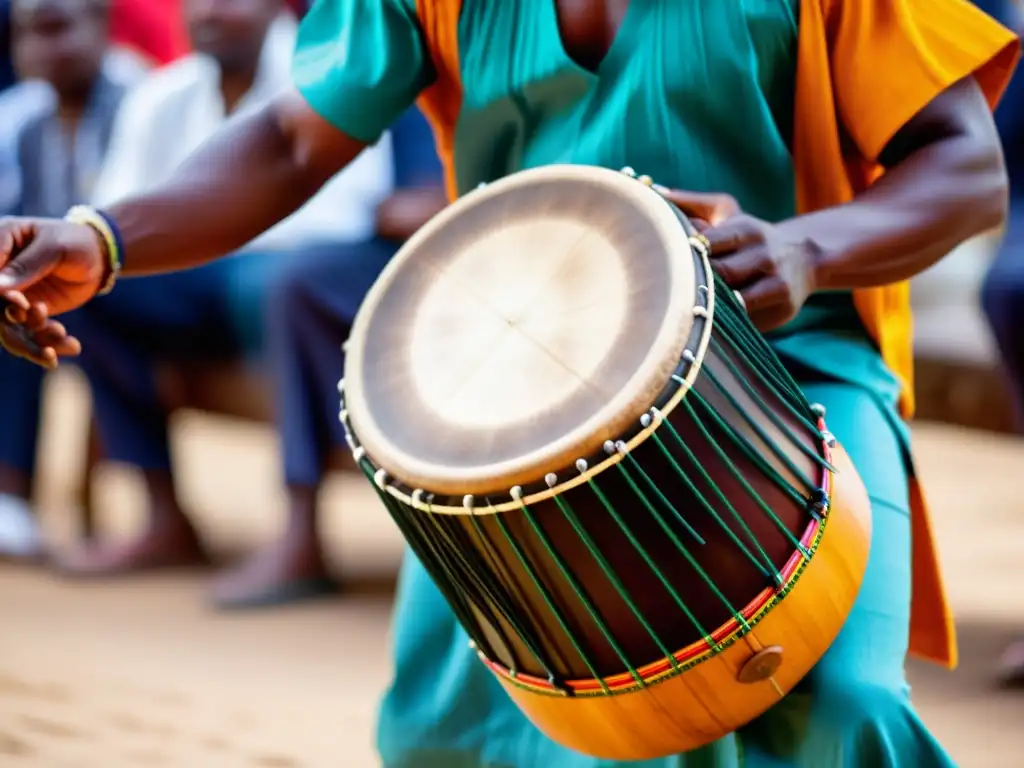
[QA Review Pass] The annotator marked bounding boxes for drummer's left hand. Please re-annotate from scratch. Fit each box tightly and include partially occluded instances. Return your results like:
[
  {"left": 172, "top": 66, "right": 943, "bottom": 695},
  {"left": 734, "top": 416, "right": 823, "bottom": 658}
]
[
  {"left": 701, "top": 215, "right": 817, "bottom": 332},
  {"left": 656, "top": 186, "right": 740, "bottom": 227}
]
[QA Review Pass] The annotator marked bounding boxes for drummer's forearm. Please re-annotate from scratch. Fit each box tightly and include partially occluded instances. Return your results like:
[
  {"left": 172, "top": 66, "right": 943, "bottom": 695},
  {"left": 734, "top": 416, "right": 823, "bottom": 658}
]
[
  {"left": 796, "top": 78, "right": 1008, "bottom": 292},
  {"left": 109, "top": 91, "right": 367, "bottom": 277}
]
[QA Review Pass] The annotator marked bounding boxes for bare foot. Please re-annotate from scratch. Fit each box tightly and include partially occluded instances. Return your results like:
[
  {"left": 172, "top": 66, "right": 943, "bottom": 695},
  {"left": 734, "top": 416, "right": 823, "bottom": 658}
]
[
  {"left": 998, "top": 638, "right": 1024, "bottom": 688},
  {"left": 209, "top": 531, "right": 337, "bottom": 610},
  {"left": 54, "top": 514, "right": 208, "bottom": 577}
]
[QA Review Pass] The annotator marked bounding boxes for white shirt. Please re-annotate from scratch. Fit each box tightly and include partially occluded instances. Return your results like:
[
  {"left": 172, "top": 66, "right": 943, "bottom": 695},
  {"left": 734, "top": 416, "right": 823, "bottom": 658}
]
[
  {"left": 91, "top": 13, "right": 393, "bottom": 251},
  {"left": 0, "top": 49, "right": 146, "bottom": 214}
]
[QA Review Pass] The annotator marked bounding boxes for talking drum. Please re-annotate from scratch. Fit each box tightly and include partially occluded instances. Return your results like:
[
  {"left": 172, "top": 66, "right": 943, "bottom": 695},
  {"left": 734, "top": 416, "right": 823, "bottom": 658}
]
[{"left": 339, "top": 165, "right": 872, "bottom": 760}]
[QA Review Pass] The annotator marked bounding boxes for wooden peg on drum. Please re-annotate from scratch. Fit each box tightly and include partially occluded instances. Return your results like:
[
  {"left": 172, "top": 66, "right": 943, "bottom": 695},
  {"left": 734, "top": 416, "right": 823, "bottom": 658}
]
[{"left": 340, "top": 165, "right": 872, "bottom": 761}]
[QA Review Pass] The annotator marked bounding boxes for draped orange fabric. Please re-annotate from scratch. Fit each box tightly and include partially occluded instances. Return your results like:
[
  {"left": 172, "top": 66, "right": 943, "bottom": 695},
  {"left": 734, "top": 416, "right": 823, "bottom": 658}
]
[
  {"left": 414, "top": 0, "right": 1020, "bottom": 670},
  {"left": 414, "top": 0, "right": 464, "bottom": 202},
  {"left": 794, "top": 0, "right": 1018, "bottom": 668}
]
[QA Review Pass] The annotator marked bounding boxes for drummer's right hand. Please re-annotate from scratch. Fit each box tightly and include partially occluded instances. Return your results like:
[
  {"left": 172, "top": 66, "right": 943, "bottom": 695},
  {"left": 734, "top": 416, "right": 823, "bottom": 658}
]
[{"left": 0, "top": 216, "right": 109, "bottom": 318}]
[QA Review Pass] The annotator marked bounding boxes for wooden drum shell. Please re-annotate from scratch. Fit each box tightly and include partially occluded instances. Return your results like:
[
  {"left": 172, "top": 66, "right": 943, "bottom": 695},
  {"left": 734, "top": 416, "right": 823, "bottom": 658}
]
[{"left": 494, "top": 444, "right": 871, "bottom": 760}]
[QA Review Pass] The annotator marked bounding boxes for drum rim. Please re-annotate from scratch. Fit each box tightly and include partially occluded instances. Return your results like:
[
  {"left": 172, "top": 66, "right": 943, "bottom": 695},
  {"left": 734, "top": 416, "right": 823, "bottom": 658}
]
[{"left": 343, "top": 165, "right": 706, "bottom": 503}]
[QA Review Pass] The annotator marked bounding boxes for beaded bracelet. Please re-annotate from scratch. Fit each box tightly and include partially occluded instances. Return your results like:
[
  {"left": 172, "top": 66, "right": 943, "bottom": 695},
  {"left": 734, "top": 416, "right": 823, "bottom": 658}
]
[{"left": 64, "top": 205, "right": 123, "bottom": 295}]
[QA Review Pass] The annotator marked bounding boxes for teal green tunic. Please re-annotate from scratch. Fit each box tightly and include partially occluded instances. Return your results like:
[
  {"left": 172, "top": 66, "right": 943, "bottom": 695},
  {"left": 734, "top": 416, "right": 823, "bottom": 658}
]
[{"left": 294, "top": 1, "right": 951, "bottom": 765}]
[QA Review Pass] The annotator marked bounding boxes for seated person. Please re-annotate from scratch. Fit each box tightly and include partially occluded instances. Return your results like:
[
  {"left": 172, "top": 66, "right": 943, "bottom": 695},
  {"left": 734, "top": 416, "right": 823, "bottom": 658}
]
[
  {"left": 1, "top": 0, "right": 14, "bottom": 92},
  {"left": 54, "top": 0, "right": 395, "bottom": 580},
  {"left": 975, "top": 0, "right": 1024, "bottom": 687},
  {"left": 211, "top": 105, "right": 446, "bottom": 609},
  {"left": 0, "top": 0, "right": 136, "bottom": 559}
]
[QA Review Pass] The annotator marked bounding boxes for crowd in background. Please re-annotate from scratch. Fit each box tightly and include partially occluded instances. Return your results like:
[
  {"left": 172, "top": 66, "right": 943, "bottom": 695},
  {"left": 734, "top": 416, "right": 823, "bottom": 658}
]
[
  {"left": 0, "top": 0, "right": 446, "bottom": 609},
  {"left": 2, "top": 0, "right": 1024, "bottom": 683}
]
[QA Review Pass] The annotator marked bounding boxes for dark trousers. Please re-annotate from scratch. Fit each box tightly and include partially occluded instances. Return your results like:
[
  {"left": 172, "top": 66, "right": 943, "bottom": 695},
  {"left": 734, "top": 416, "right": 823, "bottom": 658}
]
[
  {"left": 981, "top": 206, "right": 1024, "bottom": 419},
  {"left": 0, "top": 351, "right": 45, "bottom": 475},
  {"left": 67, "top": 244, "right": 324, "bottom": 471},
  {"left": 268, "top": 238, "right": 397, "bottom": 487}
]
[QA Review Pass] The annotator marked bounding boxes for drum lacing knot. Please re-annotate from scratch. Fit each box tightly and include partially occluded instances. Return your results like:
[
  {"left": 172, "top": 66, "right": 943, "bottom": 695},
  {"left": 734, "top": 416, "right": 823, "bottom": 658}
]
[
  {"left": 689, "top": 233, "right": 711, "bottom": 258},
  {"left": 806, "top": 488, "right": 829, "bottom": 521},
  {"left": 549, "top": 675, "right": 572, "bottom": 697}
]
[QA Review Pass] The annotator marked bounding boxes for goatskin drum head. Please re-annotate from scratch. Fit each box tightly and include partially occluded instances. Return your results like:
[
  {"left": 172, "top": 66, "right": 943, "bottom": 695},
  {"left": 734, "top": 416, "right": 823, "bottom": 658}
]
[{"left": 344, "top": 165, "right": 698, "bottom": 497}]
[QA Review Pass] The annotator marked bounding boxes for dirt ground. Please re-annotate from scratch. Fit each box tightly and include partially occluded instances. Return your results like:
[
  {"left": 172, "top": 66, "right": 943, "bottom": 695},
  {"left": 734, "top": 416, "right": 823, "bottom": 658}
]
[{"left": 1, "top": 372, "right": 1023, "bottom": 767}]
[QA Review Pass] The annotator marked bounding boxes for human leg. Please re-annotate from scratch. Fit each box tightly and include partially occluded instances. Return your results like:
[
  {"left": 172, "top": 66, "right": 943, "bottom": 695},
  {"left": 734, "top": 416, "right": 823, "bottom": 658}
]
[
  {"left": 57, "top": 263, "right": 247, "bottom": 574},
  {"left": 0, "top": 352, "right": 45, "bottom": 558},
  {"left": 738, "top": 380, "right": 954, "bottom": 767},
  {"left": 210, "top": 239, "right": 398, "bottom": 609}
]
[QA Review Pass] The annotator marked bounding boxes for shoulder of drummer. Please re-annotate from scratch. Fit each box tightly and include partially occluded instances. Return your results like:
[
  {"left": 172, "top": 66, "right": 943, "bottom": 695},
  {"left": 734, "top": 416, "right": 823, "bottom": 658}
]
[{"left": 814, "top": 0, "right": 1018, "bottom": 166}]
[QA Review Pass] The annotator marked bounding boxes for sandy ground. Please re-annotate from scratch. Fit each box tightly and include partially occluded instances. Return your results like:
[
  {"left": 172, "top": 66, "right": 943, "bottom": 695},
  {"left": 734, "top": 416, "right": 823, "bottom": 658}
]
[{"left": 2, "top": 371, "right": 1024, "bottom": 767}]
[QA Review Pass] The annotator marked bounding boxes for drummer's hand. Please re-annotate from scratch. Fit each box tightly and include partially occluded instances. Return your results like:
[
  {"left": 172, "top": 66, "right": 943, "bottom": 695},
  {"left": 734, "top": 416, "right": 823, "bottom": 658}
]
[
  {"left": 655, "top": 187, "right": 741, "bottom": 228},
  {"left": 0, "top": 214, "right": 108, "bottom": 329},
  {"left": 0, "top": 298, "right": 81, "bottom": 369},
  {"left": 702, "top": 215, "right": 817, "bottom": 332}
]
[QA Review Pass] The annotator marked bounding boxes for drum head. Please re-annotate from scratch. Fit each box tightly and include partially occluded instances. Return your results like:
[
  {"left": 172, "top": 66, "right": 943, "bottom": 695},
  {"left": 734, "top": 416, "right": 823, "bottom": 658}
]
[{"left": 345, "top": 165, "right": 699, "bottom": 497}]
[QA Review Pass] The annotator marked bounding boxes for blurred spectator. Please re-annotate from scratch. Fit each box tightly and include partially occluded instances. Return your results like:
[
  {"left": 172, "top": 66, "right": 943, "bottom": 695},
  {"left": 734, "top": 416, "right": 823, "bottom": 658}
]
[
  {"left": 211, "top": 106, "right": 445, "bottom": 609},
  {"left": 0, "top": 0, "right": 179, "bottom": 245},
  {"left": 0, "top": 80, "right": 50, "bottom": 213},
  {"left": 0, "top": 0, "right": 136, "bottom": 559},
  {"left": 975, "top": 0, "right": 1024, "bottom": 687},
  {"left": 54, "top": 0, "right": 395, "bottom": 582}
]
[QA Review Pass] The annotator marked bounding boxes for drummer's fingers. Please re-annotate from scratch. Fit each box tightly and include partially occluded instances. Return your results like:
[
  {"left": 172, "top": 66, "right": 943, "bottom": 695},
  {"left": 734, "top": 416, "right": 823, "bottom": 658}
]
[
  {"left": 33, "top": 320, "right": 78, "bottom": 354},
  {"left": 2, "top": 291, "right": 29, "bottom": 324},
  {"left": 49, "top": 333, "right": 82, "bottom": 358},
  {"left": 748, "top": 304, "right": 795, "bottom": 333},
  {"left": 0, "top": 324, "right": 56, "bottom": 368},
  {"left": 708, "top": 247, "right": 768, "bottom": 288},
  {"left": 737, "top": 278, "right": 792, "bottom": 327},
  {"left": 704, "top": 215, "right": 766, "bottom": 256},
  {"left": 24, "top": 302, "right": 49, "bottom": 332},
  {"left": 656, "top": 187, "right": 740, "bottom": 226}
]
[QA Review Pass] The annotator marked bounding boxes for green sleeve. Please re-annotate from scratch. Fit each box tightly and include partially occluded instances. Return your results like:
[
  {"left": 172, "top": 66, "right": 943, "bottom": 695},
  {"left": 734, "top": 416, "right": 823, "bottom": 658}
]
[{"left": 292, "top": 0, "right": 436, "bottom": 144}]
